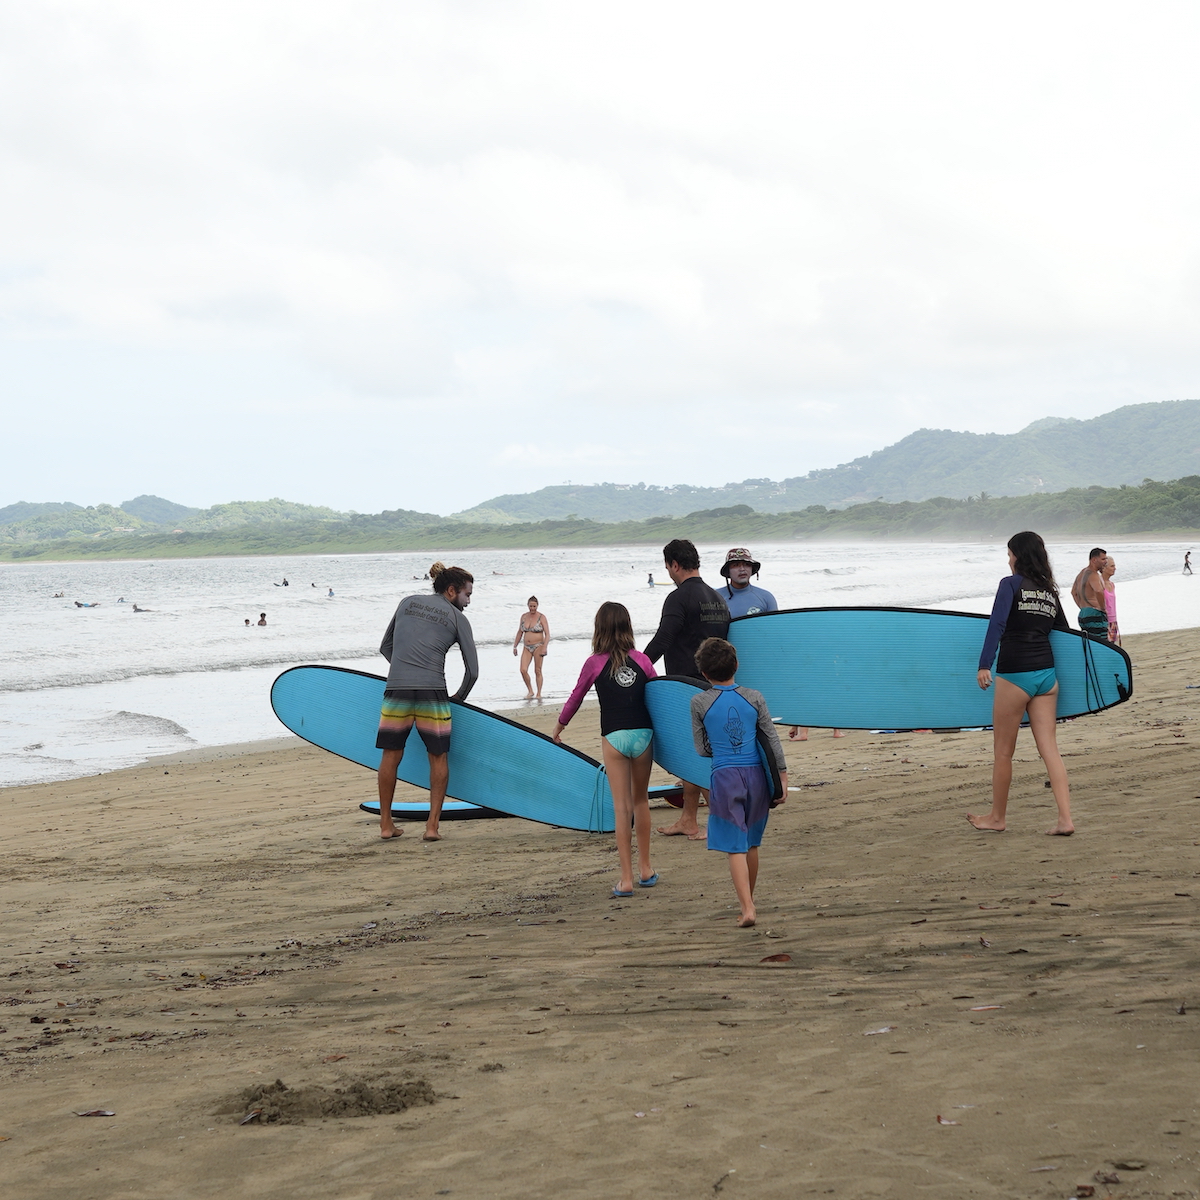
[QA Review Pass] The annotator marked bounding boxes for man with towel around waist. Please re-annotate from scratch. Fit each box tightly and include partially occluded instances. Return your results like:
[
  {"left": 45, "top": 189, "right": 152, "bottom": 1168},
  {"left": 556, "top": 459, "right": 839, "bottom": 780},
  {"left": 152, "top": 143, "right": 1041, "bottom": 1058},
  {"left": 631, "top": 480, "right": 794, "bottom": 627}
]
[
  {"left": 1070, "top": 547, "right": 1109, "bottom": 640},
  {"left": 376, "top": 562, "right": 479, "bottom": 843},
  {"left": 644, "top": 538, "right": 731, "bottom": 839}
]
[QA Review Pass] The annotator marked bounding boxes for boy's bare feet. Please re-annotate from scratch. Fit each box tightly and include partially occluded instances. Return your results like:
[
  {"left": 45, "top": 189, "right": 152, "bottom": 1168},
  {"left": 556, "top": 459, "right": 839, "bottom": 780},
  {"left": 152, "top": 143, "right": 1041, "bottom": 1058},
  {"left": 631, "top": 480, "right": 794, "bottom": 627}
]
[
  {"left": 381, "top": 828, "right": 403, "bottom": 840},
  {"left": 1046, "top": 824, "right": 1075, "bottom": 836},
  {"left": 657, "top": 820, "right": 703, "bottom": 839},
  {"left": 422, "top": 829, "right": 442, "bottom": 842},
  {"left": 966, "top": 812, "right": 1005, "bottom": 832},
  {"left": 737, "top": 913, "right": 756, "bottom": 928}
]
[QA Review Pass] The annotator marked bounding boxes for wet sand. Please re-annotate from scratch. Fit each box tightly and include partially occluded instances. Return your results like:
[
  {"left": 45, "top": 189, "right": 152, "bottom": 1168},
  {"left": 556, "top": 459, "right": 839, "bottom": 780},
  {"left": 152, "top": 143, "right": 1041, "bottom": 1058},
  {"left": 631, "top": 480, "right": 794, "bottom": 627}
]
[{"left": 1, "top": 629, "right": 1198, "bottom": 1199}]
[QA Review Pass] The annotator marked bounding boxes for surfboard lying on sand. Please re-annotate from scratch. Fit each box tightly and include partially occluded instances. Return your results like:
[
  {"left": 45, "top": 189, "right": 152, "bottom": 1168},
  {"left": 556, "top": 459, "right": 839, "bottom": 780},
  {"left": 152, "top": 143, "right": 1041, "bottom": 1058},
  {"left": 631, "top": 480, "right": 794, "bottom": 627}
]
[
  {"left": 727, "top": 607, "right": 1132, "bottom": 729},
  {"left": 359, "top": 784, "right": 685, "bottom": 822},
  {"left": 644, "top": 676, "right": 784, "bottom": 797},
  {"left": 271, "top": 665, "right": 615, "bottom": 832}
]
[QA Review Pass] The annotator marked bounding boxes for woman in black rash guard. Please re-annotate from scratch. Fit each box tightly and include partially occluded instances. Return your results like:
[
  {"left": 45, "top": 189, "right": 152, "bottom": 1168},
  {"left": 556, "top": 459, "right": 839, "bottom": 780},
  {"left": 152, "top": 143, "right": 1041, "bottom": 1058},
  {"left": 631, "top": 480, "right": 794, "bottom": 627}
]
[{"left": 967, "top": 531, "right": 1075, "bottom": 836}]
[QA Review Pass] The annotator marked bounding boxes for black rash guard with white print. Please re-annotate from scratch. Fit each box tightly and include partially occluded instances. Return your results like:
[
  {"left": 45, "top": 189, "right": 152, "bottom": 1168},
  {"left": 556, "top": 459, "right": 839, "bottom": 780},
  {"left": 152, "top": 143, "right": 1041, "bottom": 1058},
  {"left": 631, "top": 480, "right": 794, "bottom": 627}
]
[{"left": 978, "top": 574, "right": 1070, "bottom": 673}]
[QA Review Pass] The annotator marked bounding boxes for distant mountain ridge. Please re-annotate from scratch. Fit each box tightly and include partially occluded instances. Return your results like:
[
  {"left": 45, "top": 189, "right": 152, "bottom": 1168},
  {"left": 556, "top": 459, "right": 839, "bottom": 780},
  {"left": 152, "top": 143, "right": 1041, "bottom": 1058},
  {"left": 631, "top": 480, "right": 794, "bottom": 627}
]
[{"left": 450, "top": 399, "right": 1200, "bottom": 523}]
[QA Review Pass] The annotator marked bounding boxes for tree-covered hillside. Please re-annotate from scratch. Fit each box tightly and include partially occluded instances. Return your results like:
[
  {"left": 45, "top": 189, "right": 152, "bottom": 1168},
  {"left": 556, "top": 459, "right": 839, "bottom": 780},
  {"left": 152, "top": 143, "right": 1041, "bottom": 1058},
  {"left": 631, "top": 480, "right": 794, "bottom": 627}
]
[{"left": 450, "top": 399, "right": 1200, "bottom": 522}]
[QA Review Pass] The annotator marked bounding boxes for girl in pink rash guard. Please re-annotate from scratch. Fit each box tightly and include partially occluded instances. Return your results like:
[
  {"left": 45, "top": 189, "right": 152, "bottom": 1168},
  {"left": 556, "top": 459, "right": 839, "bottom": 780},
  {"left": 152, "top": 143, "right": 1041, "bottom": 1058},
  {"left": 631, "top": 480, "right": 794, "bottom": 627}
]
[{"left": 553, "top": 601, "right": 658, "bottom": 897}]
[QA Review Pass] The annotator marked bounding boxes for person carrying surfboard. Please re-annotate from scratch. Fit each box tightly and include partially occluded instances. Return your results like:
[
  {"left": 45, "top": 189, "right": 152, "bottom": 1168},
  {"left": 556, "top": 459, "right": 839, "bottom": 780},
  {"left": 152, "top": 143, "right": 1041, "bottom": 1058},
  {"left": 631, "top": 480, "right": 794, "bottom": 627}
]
[
  {"left": 690, "top": 636, "right": 787, "bottom": 928},
  {"left": 553, "top": 601, "right": 659, "bottom": 898},
  {"left": 376, "top": 562, "right": 478, "bottom": 843},
  {"left": 644, "top": 538, "right": 731, "bottom": 839},
  {"left": 969, "top": 531, "right": 1074, "bottom": 836}
]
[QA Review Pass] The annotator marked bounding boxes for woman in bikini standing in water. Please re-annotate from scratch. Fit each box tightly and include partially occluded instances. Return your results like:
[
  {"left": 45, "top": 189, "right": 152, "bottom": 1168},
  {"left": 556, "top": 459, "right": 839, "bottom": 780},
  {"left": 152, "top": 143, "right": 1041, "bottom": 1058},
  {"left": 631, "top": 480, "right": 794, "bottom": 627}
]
[
  {"left": 968, "top": 530, "right": 1074, "bottom": 836},
  {"left": 513, "top": 596, "right": 551, "bottom": 699}
]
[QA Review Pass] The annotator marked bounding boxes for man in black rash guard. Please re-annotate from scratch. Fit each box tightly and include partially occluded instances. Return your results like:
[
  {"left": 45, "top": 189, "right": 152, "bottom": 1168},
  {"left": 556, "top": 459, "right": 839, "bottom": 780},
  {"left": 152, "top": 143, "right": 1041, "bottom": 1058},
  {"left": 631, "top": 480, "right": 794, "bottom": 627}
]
[{"left": 644, "top": 538, "right": 730, "bottom": 838}]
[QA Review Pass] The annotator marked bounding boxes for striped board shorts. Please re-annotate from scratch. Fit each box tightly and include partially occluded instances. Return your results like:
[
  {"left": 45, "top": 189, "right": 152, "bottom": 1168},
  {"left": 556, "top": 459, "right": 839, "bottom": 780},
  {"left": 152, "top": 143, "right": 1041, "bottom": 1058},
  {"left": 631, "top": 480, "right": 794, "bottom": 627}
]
[{"left": 376, "top": 688, "right": 452, "bottom": 757}]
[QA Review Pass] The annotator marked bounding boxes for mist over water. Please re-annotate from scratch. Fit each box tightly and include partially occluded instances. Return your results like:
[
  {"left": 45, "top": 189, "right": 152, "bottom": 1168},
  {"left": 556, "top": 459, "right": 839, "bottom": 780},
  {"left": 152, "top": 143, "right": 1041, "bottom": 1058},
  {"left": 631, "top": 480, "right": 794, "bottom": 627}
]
[{"left": 0, "top": 540, "right": 1191, "bottom": 787}]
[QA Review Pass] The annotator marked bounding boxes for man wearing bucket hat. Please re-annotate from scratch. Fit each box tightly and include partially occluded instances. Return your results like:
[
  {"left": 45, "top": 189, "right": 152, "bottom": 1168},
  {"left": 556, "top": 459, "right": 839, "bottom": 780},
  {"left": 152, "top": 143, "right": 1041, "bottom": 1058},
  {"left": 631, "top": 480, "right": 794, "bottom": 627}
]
[{"left": 719, "top": 548, "right": 778, "bottom": 619}]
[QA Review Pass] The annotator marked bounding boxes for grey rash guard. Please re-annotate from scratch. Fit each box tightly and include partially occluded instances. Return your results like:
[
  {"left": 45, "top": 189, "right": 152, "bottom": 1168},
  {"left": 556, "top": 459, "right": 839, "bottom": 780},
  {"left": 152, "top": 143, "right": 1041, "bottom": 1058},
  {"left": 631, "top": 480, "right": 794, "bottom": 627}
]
[{"left": 379, "top": 593, "right": 479, "bottom": 701}]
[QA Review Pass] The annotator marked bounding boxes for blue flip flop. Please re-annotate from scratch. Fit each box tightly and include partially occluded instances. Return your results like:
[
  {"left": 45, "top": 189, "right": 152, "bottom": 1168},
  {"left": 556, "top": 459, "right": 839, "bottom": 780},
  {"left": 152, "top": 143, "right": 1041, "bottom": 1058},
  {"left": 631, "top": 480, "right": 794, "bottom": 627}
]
[
  {"left": 611, "top": 887, "right": 634, "bottom": 898},
  {"left": 637, "top": 873, "right": 659, "bottom": 888}
]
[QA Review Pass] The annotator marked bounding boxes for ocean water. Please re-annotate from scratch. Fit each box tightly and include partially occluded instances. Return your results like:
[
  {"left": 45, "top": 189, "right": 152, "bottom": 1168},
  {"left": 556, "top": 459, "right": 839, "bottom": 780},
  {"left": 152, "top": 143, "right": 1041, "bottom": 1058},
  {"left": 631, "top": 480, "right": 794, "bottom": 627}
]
[{"left": 0, "top": 540, "right": 1192, "bottom": 787}]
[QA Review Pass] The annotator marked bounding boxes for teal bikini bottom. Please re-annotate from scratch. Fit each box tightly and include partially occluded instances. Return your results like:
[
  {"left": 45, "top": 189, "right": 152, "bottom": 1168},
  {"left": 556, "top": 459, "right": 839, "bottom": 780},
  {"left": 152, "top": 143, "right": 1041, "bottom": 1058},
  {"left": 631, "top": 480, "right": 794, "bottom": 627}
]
[
  {"left": 996, "top": 668, "right": 1057, "bottom": 698},
  {"left": 604, "top": 728, "right": 654, "bottom": 758}
]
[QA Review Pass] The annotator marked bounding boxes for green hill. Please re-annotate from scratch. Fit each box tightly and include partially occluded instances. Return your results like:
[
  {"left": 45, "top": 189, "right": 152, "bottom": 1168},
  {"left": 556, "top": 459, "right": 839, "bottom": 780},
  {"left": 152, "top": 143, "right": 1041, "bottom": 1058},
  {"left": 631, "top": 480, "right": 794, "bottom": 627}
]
[
  {"left": 5, "top": 477, "right": 1198, "bottom": 561},
  {"left": 451, "top": 399, "right": 1200, "bottom": 522},
  {"left": 120, "top": 494, "right": 201, "bottom": 525}
]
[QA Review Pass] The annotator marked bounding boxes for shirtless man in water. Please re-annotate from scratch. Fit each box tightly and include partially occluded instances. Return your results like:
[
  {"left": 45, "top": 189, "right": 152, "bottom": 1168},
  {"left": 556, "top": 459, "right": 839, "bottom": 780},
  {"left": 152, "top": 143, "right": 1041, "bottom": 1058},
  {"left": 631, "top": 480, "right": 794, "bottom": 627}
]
[{"left": 1070, "top": 547, "right": 1108, "bottom": 640}]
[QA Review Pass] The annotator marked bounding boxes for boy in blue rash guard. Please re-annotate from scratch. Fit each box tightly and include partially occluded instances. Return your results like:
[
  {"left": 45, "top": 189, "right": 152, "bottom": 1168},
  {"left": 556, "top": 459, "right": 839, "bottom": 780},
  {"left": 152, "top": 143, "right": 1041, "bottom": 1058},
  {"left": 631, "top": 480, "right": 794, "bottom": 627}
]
[
  {"left": 690, "top": 637, "right": 788, "bottom": 928},
  {"left": 969, "top": 531, "right": 1074, "bottom": 836}
]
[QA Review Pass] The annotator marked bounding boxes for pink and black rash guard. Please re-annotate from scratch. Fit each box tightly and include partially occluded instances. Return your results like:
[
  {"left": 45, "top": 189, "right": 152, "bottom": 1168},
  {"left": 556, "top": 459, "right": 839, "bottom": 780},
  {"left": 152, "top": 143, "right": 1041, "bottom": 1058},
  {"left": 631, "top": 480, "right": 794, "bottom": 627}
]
[{"left": 559, "top": 650, "right": 657, "bottom": 736}]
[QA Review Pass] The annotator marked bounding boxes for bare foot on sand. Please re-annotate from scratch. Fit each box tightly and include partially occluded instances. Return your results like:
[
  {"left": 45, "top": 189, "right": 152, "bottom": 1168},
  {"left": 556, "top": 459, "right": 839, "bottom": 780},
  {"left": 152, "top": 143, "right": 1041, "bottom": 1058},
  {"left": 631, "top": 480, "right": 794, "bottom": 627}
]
[
  {"left": 1046, "top": 824, "right": 1075, "bottom": 836},
  {"left": 380, "top": 829, "right": 403, "bottom": 841},
  {"left": 657, "top": 821, "right": 704, "bottom": 840},
  {"left": 966, "top": 813, "right": 1005, "bottom": 832},
  {"left": 832, "top": 730, "right": 845, "bottom": 738},
  {"left": 737, "top": 913, "right": 756, "bottom": 928},
  {"left": 422, "top": 830, "right": 442, "bottom": 842}
]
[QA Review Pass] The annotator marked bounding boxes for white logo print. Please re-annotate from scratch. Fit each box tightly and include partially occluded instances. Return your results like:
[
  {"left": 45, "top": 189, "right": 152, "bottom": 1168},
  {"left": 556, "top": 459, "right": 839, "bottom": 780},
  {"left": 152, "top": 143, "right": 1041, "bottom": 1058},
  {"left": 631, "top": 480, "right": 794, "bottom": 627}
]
[{"left": 615, "top": 665, "right": 637, "bottom": 688}]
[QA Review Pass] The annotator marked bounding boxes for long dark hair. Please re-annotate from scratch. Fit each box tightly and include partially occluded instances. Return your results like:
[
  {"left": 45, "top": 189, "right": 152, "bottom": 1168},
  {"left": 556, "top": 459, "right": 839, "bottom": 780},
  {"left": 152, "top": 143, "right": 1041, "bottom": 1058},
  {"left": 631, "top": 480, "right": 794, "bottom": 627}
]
[
  {"left": 592, "top": 601, "right": 635, "bottom": 678},
  {"left": 1007, "top": 531, "right": 1056, "bottom": 592}
]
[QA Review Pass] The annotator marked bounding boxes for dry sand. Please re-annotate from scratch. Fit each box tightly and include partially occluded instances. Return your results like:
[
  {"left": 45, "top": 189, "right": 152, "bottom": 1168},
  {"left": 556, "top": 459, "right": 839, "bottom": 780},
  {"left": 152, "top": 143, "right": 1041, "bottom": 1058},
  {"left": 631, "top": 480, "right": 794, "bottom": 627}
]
[{"left": 1, "top": 629, "right": 1198, "bottom": 1199}]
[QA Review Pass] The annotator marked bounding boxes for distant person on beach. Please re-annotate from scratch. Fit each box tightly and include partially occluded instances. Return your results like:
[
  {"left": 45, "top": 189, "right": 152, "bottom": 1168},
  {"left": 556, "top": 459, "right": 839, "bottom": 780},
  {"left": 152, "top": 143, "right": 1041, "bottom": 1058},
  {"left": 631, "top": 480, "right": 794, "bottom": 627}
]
[
  {"left": 554, "top": 601, "right": 658, "bottom": 897},
  {"left": 258, "top": 613, "right": 267, "bottom": 625},
  {"left": 968, "top": 531, "right": 1074, "bottom": 836},
  {"left": 1102, "top": 555, "right": 1121, "bottom": 645},
  {"left": 1070, "top": 547, "right": 1109, "bottom": 639},
  {"left": 512, "top": 596, "right": 551, "bottom": 700},
  {"left": 690, "top": 637, "right": 787, "bottom": 928},
  {"left": 376, "top": 562, "right": 478, "bottom": 843},
  {"left": 648, "top": 573, "right": 654, "bottom": 586},
  {"left": 644, "top": 539, "right": 731, "bottom": 839},
  {"left": 1185, "top": 551, "right": 1193, "bottom": 576}
]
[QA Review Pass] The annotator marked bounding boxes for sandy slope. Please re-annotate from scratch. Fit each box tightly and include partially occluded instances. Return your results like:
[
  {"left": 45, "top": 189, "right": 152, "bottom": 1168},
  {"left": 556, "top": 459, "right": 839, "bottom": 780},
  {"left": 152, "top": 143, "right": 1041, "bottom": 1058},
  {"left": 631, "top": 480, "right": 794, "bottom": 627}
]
[{"left": 1, "top": 629, "right": 1197, "bottom": 1199}]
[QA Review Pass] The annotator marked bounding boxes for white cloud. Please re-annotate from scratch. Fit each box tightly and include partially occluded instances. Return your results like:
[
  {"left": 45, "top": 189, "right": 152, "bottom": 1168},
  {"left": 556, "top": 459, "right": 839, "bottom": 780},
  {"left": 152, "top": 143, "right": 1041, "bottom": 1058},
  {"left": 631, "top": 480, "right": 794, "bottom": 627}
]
[{"left": 3, "top": 0, "right": 1200, "bottom": 511}]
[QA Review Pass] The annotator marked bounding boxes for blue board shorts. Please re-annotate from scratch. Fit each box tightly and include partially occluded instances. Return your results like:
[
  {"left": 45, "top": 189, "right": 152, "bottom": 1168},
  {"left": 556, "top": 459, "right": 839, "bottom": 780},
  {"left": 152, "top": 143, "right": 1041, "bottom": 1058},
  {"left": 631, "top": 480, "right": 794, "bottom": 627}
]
[
  {"left": 996, "top": 669, "right": 1057, "bottom": 698},
  {"left": 706, "top": 764, "right": 771, "bottom": 855},
  {"left": 604, "top": 728, "right": 653, "bottom": 758}
]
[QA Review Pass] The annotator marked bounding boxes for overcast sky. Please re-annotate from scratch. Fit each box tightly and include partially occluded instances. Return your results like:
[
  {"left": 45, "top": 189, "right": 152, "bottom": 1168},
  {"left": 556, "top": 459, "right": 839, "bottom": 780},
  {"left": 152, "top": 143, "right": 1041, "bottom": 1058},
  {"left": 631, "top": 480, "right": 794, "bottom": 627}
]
[{"left": 4, "top": 0, "right": 1200, "bottom": 514}]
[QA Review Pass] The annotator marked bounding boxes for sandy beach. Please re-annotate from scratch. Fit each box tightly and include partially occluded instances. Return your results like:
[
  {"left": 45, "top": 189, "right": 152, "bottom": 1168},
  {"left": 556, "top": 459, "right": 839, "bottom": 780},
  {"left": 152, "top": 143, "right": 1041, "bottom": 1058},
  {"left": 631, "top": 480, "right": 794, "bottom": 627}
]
[{"left": 1, "top": 628, "right": 1198, "bottom": 1199}]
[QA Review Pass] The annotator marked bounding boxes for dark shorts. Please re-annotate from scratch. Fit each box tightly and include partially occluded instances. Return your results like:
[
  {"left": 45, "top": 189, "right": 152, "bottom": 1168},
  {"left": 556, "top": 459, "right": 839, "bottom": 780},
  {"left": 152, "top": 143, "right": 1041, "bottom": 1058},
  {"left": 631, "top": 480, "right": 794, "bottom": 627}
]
[
  {"left": 706, "top": 764, "right": 771, "bottom": 855},
  {"left": 1078, "top": 607, "right": 1109, "bottom": 639},
  {"left": 376, "top": 688, "right": 452, "bottom": 757}
]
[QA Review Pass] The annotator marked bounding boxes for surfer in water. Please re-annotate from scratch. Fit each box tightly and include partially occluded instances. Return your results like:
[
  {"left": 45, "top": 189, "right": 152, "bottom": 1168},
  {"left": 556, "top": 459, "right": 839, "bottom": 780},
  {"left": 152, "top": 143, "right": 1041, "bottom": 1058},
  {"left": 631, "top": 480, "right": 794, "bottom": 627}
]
[
  {"left": 512, "top": 597, "right": 550, "bottom": 700},
  {"left": 258, "top": 613, "right": 267, "bottom": 625},
  {"left": 968, "top": 531, "right": 1074, "bottom": 836},
  {"left": 644, "top": 539, "right": 731, "bottom": 839},
  {"left": 554, "top": 602, "right": 658, "bottom": 897},
  {"left": 376, "top": 562, "right": 478, "bottom": 842}
]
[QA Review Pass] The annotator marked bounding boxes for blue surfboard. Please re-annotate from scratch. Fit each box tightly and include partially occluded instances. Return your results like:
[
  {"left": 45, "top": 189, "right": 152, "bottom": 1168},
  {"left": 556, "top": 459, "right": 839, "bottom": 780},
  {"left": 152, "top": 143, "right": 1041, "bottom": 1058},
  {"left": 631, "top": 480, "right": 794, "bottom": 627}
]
[
  {"left": 644, "top": 676, "right": 784, "bottom": 797},
  {"left": 727, "top": 607, "right": 1132, "bottom": 729},
  {"left": 359, "top": 784, "right": 684, "bottom": 821},
  {"left": 271, "top": 665, "right": 615, "bottom": 832}
]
